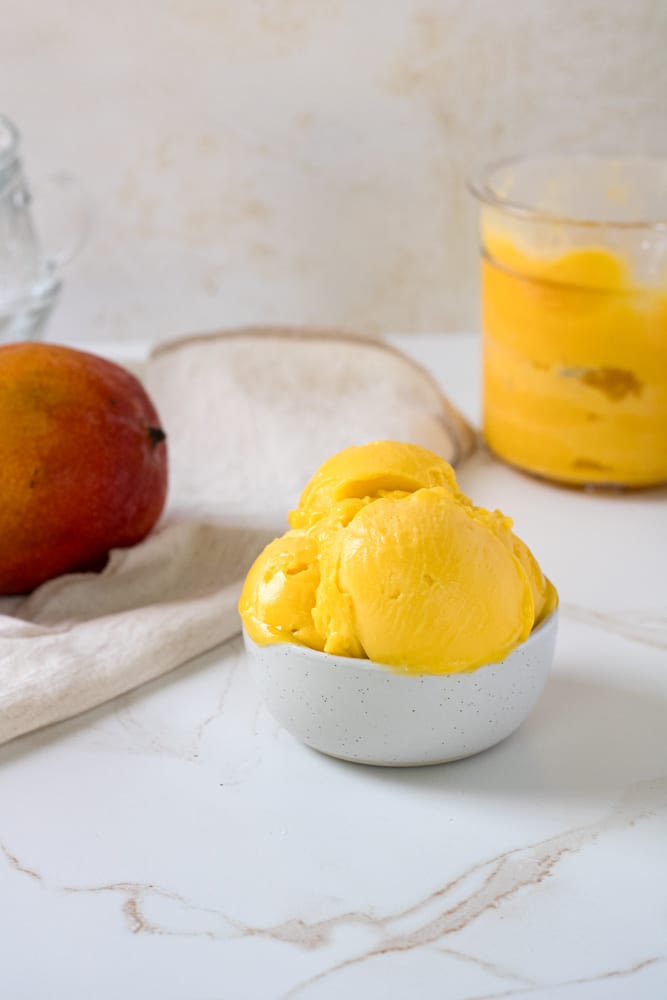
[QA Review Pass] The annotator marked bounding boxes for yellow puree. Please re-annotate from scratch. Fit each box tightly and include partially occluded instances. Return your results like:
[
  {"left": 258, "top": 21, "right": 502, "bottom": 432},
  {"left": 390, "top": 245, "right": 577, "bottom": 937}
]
[
  {"left": 482, "top": 233, "right": 667, "bottom": 486},
  {"left": 239, "top": 441, "right": 557, "bottom": 675}
]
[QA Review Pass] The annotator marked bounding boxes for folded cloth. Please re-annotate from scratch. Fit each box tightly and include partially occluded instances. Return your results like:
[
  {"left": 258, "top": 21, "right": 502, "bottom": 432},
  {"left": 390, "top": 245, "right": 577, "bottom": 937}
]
[{"left": 0, "top": 327, "right": 475, "bottom": 745}]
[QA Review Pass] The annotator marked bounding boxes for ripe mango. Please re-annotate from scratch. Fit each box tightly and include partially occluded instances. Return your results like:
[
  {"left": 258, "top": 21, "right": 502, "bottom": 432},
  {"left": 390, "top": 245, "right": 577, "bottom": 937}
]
[{"left": 0, "top": 342, "right": 168, "bottom": 594}]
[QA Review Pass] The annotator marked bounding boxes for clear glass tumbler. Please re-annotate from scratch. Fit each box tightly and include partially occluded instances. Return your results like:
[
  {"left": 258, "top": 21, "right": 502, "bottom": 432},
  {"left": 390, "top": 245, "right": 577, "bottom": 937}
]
[
  {"left": 470, "top": 153, "right": 667, "bottom": 489},
  {"left": 0, "top": 114, "right": 87, "bottom": 342}
]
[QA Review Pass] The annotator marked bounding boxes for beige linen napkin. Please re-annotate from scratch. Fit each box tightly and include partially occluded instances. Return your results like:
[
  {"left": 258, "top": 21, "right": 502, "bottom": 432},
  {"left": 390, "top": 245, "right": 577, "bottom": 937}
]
[{"left": 0, "top": 328, "right": 475, "bottom": 745}]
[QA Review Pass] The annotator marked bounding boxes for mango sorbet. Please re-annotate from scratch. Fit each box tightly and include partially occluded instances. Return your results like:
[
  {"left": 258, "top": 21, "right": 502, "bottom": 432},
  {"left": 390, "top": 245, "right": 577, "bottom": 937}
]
[
  {"left": 482, "top": 233, "right": 667, "bottom": 487},
  {"left": 239, "top": 441, "right": 557, "bottom": 675}
]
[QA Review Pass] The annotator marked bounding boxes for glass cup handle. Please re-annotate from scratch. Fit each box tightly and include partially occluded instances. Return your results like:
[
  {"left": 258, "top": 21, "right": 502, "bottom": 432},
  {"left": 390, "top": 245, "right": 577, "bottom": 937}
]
[{"left": 29, "top": 169, "right": 92, "bottom": 271}]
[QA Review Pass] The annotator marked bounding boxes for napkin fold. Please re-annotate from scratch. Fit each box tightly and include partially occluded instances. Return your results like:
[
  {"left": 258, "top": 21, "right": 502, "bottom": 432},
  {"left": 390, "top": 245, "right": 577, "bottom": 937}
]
[{"left": 0, "top": 328, "right": 475, "bottom": 745}]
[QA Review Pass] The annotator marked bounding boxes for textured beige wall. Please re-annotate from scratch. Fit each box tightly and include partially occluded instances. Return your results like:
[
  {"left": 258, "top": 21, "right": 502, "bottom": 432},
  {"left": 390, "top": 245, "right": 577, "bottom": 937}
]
[{"left": 2, "top": 0, "right": 667, "bottom": 339}]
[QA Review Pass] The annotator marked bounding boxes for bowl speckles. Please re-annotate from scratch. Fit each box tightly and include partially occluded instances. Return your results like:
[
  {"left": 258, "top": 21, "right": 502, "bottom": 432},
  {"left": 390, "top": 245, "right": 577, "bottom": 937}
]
[{"left": 242, "top": 610, "right": 558, "bottom": 766}]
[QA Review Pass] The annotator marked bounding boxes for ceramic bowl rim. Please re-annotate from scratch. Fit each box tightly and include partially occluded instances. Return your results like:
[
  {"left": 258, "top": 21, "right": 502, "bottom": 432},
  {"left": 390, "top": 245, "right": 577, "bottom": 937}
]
[{"left": 242, "top": 606, "right": 559, "bottom": 678}]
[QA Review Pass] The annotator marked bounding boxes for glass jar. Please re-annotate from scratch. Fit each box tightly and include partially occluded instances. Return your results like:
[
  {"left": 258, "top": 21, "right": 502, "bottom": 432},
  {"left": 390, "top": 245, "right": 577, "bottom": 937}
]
[{"left": 470, "top": 153, "right": 667, "bottom": 489}]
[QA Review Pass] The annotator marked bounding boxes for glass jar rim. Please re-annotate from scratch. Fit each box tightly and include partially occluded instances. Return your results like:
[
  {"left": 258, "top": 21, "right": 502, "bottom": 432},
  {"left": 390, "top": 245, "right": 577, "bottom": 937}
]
[
  {"left": 468, "top": 152, "right": 667, "bottom": 230},
  {"left": 0, "top": 114, "right": 19, "bottom": 170}
]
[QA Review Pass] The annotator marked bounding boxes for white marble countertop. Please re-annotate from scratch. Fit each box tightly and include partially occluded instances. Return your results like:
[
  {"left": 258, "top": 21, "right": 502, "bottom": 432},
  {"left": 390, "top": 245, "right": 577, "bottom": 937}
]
[{"left": 1, "top": 333, "right": 666, "bottom": 1000}]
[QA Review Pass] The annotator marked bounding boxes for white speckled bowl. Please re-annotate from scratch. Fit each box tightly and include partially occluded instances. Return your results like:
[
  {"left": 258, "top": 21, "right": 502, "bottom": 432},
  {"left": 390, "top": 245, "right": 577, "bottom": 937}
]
[{"left": 242, "top": 610, "right": 558, "bottom": 766}]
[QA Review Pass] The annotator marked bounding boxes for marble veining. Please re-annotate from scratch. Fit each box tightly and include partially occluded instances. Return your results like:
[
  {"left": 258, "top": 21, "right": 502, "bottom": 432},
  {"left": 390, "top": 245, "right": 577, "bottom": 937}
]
[
  {"left": 562, "top": 604, "right": 667, "bottom": 650},
  {"left": 2, "top": 775, "right": 665, "bottom": 997},
  {"left": 460, "top": 958, "right": 665, "bottom": 1000}
]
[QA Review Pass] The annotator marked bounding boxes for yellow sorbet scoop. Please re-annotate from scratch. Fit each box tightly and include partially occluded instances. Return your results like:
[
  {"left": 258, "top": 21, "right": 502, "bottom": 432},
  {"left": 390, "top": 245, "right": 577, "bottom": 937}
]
[{"left": 239, "top": 441, "right": 557, "bottom": 675}]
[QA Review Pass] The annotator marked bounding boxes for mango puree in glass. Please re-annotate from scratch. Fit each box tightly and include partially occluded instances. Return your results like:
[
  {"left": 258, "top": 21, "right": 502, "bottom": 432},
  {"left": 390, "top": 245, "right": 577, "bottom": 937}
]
[{"left": 482, "top": 232, "right": 667, "bottom": 487}]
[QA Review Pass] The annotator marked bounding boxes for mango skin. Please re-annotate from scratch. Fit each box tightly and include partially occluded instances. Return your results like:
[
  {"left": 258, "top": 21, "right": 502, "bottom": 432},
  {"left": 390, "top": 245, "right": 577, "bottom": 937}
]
[{"left": 0, "top": 342, "right": 168, "bottom": 594}]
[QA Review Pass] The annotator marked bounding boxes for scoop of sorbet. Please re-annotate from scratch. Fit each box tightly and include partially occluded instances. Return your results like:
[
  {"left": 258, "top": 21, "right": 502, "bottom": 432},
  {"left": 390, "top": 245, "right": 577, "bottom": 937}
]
[{"left": 239, "top": 441, "right": 557, "bottom": 674}]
